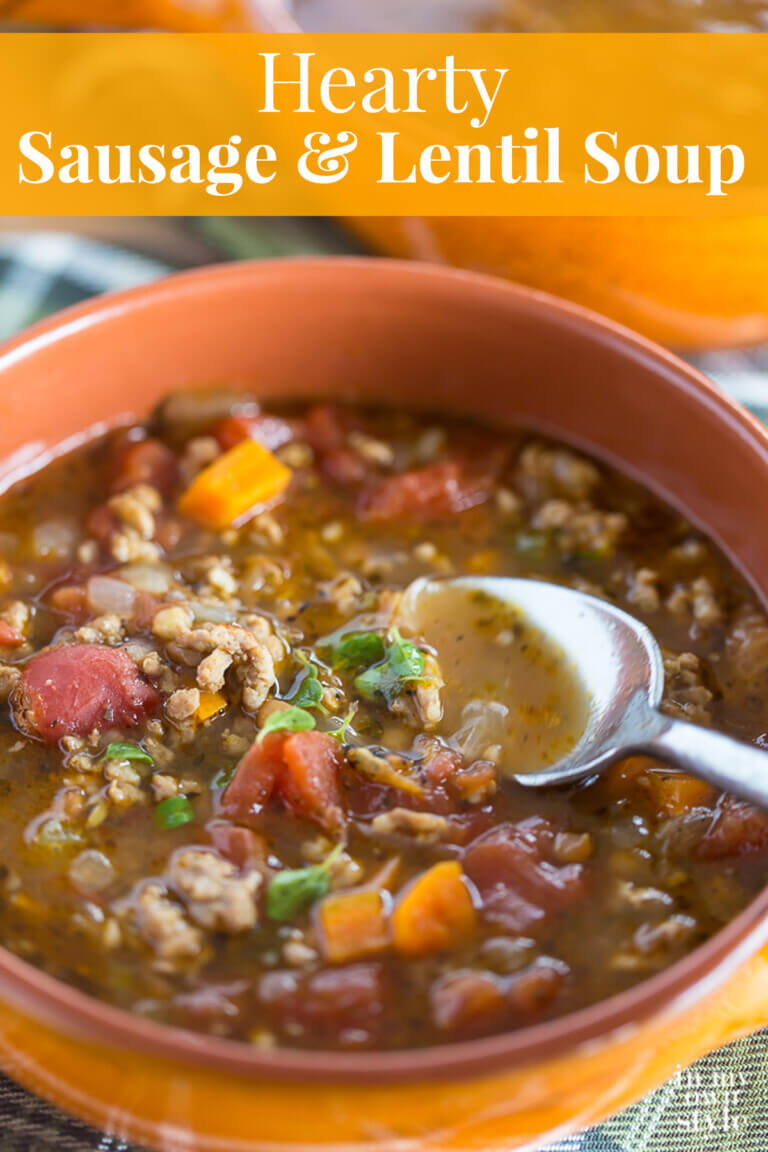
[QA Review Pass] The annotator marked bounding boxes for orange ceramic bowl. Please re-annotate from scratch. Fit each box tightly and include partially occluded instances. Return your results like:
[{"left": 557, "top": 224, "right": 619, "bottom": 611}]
[{"left": 1, "top": 259, "right": 768, "bottom": 1152}]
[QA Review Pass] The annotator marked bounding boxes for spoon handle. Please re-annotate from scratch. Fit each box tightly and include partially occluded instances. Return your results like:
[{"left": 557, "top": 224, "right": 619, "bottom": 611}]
[{"left": 639, "top": 715, "right": 768, "bottom": 809}]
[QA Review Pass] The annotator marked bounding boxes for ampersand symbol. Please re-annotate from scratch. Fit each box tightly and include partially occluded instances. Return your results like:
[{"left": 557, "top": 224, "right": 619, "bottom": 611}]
[{"left": 298, "top": 131, "right": 358, "bottom": 184}]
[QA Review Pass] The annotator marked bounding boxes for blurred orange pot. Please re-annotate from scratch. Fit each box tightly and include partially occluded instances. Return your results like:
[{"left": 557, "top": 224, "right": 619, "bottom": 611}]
[
  {"left": 1, "top": 259, "right": 768, "bottom": 1151},
  {"left": 265, "top": 0, "right": 768, "bottom": 350},
  {"left": 349, "top": 215, "right": 768, "bottom": 350},
  {"left": 5, "top": 0, "right": 768, "bottom": 349}
]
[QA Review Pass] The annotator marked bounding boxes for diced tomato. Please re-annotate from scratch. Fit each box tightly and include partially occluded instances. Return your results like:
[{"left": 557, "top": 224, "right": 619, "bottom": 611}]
[
  {"left": 49, "top": 584, "right": 90, "bottom": 623},
  {"left": 302, "top": 405, "right": 373, "bottom": 486},
  {"left": 259, "top": 963, "right": 389, "bottom": 1048},
  {"left": 154, "top": 514, "right": 183, "bottom": 552},
  {"left": 322, "top": 448, "right": 368, "bottom": 487},
  {"left": 0, "top": 620, "right": 24, "bottom": 647},
  {"left": 358, "top": 459, "right": 494, "bottom": 523},
  {"left": 506, "top": 956, "right": 569, "bottom": 1017},
  {"left": 207, "top": 821, "right": 266, "bottom": 870},
  {"left": 216, "top": 414, "right": 295, "bottom": 454},
  {"left": 430, "top": 970, "right": 507, "bottom": 1036},
  {"left": 699, "top": 796, "right": 768, "bottom": 859},
  {"left": 132, "top": 591, "right": 164, "bottom": 631},
  {"left": 423, "top": 747, "right": 464, "bottom": 789},
  {"left": 452, "top": 760, "right": 498, "bottom": 805},
  {"left": 17, "top": 644, "right": 159, "bottom": 742},
  {"left": 463, "top": 818, "right": 585, "bottom": 935},
  {"left": 221, "top": 731, "right": 347, "bottom": 832},
  {"left": 304, "top": 405, "right": 347, "bottom": 454},
  {"left": 86, "top": 504, "right": 120, "bottom": 546},
  {"left": 112, "top": 438, "right": 178, "bottom": 497},
  {"left": 430, "top": 957, "right": 567, "bottom": 1037},
  {"left": 220, "top": 734, "right": 286, "bottom": 822},
  {"left": 278, "top": 731, "right": 346, "bottom": 834}
]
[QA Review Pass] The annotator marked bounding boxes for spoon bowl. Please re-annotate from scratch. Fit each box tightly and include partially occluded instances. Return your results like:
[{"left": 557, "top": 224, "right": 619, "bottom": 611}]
[{"left": 402, "top": 576, "right": 768, "bottom": 804}]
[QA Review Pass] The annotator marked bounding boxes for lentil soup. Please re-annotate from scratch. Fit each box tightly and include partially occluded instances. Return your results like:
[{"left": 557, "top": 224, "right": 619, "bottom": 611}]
[{"left": 0, "top": 391, "right": 767, "bottom": 1051}]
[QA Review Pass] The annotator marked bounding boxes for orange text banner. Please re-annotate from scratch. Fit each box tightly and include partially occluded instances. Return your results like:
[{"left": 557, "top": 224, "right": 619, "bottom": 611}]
[{"left": 2, "top": 33, "right": 768, "bottom": 215}]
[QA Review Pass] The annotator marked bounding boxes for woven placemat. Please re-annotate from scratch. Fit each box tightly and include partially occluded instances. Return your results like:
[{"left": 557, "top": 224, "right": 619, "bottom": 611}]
[{"left": 0, "top": 221, "right": 766, "bottom": 1152}]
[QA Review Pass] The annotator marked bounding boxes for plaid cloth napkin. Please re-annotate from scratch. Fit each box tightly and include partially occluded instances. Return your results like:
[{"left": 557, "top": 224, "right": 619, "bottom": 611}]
[{"left": 0, "top": 222, "right": 766, "bottom": 1152}]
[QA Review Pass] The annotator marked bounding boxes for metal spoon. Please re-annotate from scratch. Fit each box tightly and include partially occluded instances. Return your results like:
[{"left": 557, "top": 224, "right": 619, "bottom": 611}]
[{"left": 400, "top": 576, "right": 768, "bottom": 806}]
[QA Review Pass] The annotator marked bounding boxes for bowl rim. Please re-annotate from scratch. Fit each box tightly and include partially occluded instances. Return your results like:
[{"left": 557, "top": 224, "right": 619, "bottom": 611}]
[{"left": 2, "top": 255, "right": 768, "bottom": 1084}]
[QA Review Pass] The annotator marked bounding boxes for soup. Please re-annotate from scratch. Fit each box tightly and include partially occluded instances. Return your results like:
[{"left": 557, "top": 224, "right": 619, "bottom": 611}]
[{"left": 1, "top": 392, "right": 767, "bottom": 1050}]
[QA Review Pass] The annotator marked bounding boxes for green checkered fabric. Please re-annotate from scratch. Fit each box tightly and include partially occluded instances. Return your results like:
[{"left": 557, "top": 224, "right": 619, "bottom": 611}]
[{"left": 0, "top": 220, "right": 766, "bottom": 1152}]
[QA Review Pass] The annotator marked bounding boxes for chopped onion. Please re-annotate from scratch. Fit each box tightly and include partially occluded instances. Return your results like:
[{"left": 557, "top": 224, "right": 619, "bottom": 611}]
[
  {"left": 450, "top": 700, "right": 509, "bottom": 762},
  {"left": 118, "top": 562, "right": 172, "bottom": 595},
  {"left": 157, "top": 388, "right": 258, "bottom": 431},
  {"left": 31, "top": 519, "right": 77, "bottom": 560},
  {"left": 87, "top": 575, "right": 136, "bottom": 617},
  {"left": 68, "top": 849, "right": 114, "bottom": 893},
  {"left": 191, "top": 599, "right": 238, "bottom": 624}
]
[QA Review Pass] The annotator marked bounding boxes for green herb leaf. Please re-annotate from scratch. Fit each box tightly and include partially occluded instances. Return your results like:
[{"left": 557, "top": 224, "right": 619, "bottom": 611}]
[
  {"left": 568, "top": 539, "right": 612, "bottom": 563},
  {"left": 266, "top": 844, "right": 343, "bottom": 921},
  {"left": 330, "top": 702, "right": 358, "bottom": 744},
  {"left": 267, "top": 865, "right": 330, "bottom": 921},
  {"left": 387, "top": 629, "right": 425, "bottom": 680},
  {"left": 154, "top": 796, "right": 194, "bottom": 830},
  {"left": 257, "top": 706, "right": 315, "bottom": 743},
  {"left": 105, "top": 741, "right": 154, "bottom": 766},
  {"left": 354, "top": 630, "right": 425, "bottom": 706},
  {"left": 287, "top": 662, "right": 324, "bottom": 709},
  {"left": 330, "top": 631, "right": 385, "bottom": 670},
  {"left": 210, "top": 764, "right": 236, "bottom": 790}
]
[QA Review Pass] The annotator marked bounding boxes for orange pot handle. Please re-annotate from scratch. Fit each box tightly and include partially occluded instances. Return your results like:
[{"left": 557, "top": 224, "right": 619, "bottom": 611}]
[{"left": 0, "top": 0, "right": 257, "bottom": 29}]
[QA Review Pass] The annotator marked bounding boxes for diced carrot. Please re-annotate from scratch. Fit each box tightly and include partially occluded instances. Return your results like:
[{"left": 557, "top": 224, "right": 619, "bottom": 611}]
[
  {"left": 645, "top": 770, "right": 714, "bottom": 817},
  {"left": 392, "top": 861, "right": 476, "bottom": 957},
  {"left": 197, "top": 691, "right": 227, "bottom": 723},
  {"left": 316, "top": 888, "right": 391, "bottom": 964},
  {"left": 601, "top": 757, "right": 713, "bottom": 816},
  {"left": 600, "top": 755, "right": 656, "bottom": 800},
  {"left": 178, "top": 440, "right": 291, "bottom": 530}
]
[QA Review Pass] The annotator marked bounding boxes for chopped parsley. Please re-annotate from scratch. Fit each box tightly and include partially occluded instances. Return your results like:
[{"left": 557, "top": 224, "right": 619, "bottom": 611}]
[
  {"left": 266, "top": 844, "right": 343, "bottom": 921},
  {"left": 354, "top": 629, "right": 425, "bottom": 705},
  {"left": 154, "top": 796, "right": 194, "bottom": 830},
  {"left": 257, "top": 706, "right": 315, "bottom": 742},
  {"left": 104, "top": 742, "right": 154, "bottom": 766}
]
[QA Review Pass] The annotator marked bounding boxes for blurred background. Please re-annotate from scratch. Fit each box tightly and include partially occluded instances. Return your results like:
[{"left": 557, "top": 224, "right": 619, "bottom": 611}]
[{"left": 0, "top": 215, "right": 767, "bottom": 422}]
